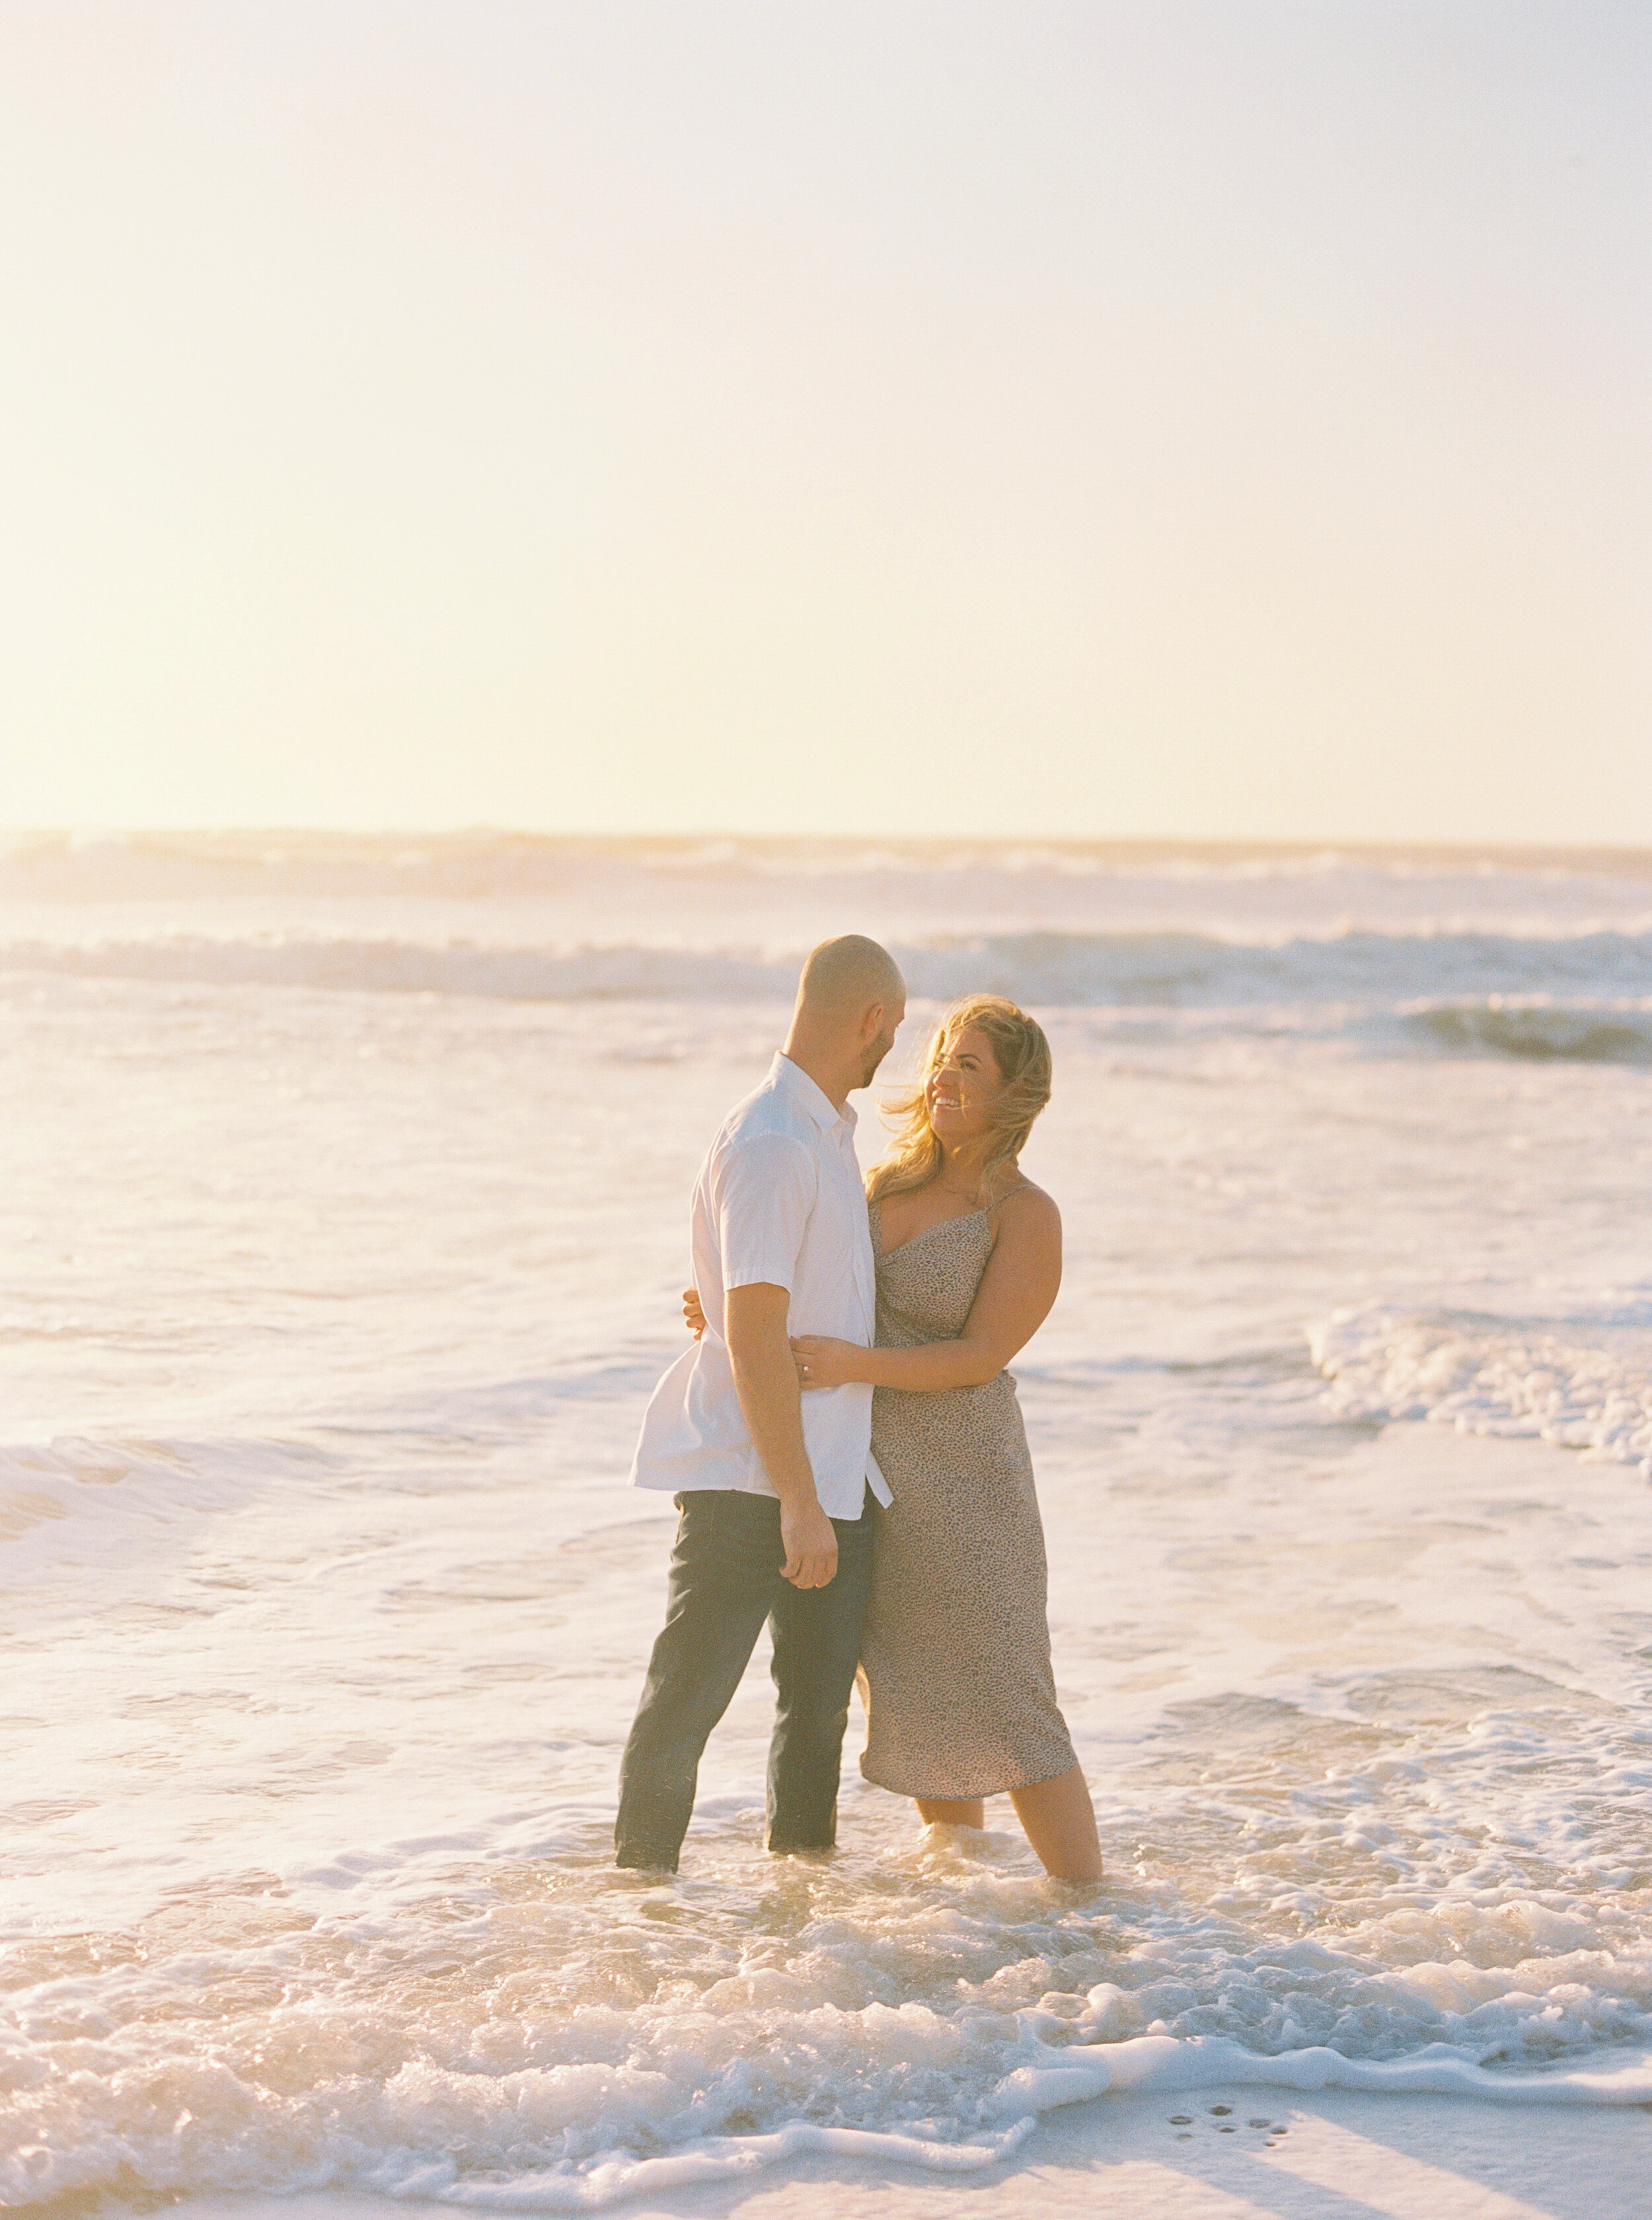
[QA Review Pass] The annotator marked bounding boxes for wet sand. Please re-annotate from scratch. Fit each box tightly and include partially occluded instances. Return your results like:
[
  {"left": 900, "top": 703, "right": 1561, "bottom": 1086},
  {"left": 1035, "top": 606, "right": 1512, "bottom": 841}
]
[{"left": 156, "top": 2087, "right": 1650, "bottom": 2220}]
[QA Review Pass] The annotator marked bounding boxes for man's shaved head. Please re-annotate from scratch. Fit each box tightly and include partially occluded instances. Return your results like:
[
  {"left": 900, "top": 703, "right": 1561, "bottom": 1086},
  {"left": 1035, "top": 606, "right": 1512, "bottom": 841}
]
[
  {"left": 795, "top": 935, "right": 905, "bottom": 1019},
  {"left": 784, "top": 936, "right": 907, "bottom": 1103}
]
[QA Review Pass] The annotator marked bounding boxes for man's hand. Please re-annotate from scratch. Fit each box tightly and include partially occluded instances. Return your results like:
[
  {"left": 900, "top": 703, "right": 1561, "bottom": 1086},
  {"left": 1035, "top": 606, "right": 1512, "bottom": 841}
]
[
  {"left": 780, "top": 1497, "right": 839, "bottom": 1589},
  {"left": 683, "top": 1286, "right": 707, "bottom": 1339}
]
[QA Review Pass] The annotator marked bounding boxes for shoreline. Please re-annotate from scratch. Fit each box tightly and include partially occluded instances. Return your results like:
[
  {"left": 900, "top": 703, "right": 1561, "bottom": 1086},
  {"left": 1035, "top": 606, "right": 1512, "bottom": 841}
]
[{"left": 127, "top": 2085, "right": 1651, "bottom": 2220}]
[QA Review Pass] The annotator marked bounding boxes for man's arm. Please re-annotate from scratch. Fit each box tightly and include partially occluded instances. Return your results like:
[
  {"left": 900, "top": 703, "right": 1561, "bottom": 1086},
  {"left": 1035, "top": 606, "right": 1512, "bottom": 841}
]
[{"left": 725, "top": 1282, "right": 839, "bottom": 1590}]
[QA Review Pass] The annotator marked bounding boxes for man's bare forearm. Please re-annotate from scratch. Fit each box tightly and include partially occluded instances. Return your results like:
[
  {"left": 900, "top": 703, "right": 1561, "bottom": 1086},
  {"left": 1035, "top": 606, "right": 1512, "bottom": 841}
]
[
  {"left": 728, "top": 1307, "right": 818, "bottom": 1510},
  {"left": 726, "top": 1282, "right": 838, "bottom": 1588}
]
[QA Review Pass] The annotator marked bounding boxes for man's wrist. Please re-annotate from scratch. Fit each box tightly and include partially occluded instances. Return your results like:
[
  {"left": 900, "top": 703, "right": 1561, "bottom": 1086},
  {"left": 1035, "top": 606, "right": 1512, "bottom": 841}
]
[{"left": 770, "top": 1469, "right": 822, "bottom": 1516}]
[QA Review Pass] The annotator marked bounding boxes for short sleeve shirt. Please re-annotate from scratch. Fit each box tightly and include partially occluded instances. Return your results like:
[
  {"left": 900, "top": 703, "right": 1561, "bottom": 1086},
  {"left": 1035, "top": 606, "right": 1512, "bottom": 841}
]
[{"left": 628, "top": 1054, "right": 890, "bottom": 1517}]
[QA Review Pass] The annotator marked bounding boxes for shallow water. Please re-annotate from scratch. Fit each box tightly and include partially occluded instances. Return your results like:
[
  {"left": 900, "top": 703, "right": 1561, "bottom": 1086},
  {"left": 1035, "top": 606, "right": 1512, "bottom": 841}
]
[{"left": 3, "top": 835, "right": 1652, "bottom": 2208}]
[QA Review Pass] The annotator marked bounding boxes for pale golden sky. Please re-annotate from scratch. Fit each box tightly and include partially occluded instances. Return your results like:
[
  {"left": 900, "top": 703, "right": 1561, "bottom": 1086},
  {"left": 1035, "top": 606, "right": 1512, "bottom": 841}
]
[{"left": 1, "top": 1, "right": 1647, "bottom": 843}]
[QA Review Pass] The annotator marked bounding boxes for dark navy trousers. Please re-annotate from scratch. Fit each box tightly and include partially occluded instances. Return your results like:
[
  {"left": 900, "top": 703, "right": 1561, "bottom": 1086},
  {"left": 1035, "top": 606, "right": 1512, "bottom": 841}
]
[{"left": 615, "top": 1489, "right": 872, "bottom": 1870}]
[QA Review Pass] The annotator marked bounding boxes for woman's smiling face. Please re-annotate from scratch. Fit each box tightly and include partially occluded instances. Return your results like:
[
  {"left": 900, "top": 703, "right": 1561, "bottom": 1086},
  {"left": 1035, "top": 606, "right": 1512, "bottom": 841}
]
[{"left": 925, "top": 1024, "right": 1006, "bottom": 1145}]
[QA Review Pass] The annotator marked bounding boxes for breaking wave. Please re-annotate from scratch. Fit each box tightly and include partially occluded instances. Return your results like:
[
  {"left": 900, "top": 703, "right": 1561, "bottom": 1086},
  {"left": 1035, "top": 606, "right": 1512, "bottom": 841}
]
[
  {"left": 4, "top": 926, "right": 1651, "bottom": 1056},
  {"left": 1400, "top": 1001, "right": 1652, "bottom": 1064},
  {"left": 1308, "top": 1307, "right": 1652, "bottom": 1477},
  {"left": 4, "top": 1842, "right": 1651, "bottom": 2211},
  {"left": 0, "top": 1434, "right": 322, "bottom": 1593}
]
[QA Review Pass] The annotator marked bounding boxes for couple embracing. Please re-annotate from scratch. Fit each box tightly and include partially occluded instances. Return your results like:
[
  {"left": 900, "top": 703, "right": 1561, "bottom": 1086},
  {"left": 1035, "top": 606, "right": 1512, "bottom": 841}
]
[{"left": 615, "top": 935, "right": 1103, "bottom": 1884}]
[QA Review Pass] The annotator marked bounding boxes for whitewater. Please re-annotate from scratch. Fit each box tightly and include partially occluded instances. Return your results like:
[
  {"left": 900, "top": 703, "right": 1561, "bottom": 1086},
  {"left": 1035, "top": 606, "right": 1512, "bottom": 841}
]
[{"left": 3, "top": 832, "right": 1652, "bottom": 2213}]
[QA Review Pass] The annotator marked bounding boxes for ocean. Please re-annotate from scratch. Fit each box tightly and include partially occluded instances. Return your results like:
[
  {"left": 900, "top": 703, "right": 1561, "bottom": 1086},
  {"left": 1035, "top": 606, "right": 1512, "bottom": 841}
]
[{"left": 3, "top": 831, "right": 1652, "bottom": 2211}]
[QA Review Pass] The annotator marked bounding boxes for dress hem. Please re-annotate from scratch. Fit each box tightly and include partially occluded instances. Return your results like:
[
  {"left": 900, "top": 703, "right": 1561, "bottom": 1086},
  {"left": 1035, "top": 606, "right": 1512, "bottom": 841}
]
[{"left": 859, "top": 1754, "right": 1076, "bottom": 1800}]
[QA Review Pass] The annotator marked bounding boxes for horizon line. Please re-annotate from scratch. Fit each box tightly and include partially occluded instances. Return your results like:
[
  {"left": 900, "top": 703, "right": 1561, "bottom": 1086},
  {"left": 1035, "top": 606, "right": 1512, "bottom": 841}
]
[{"left": 7, "top": 825, "right": 1652, "bottom": 865}]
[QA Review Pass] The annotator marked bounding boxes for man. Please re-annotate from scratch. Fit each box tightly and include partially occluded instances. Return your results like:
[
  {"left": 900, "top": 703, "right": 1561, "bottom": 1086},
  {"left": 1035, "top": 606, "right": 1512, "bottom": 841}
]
[{"left": 615, "top": 934, "right": 907, "bottom": 1870}]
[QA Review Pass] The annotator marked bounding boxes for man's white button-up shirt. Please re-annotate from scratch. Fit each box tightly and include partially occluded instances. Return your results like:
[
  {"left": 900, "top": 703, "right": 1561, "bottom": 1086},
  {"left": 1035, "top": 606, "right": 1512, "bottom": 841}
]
[{"left": 629, "top": 1053, "right": 891, "bottom": 1518}]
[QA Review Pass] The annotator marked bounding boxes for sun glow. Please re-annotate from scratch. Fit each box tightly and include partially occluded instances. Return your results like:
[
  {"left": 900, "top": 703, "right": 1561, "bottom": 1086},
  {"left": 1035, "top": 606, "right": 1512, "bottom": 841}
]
[{"left": 1, "top": 3, "right": 1647, "bottom": 843}]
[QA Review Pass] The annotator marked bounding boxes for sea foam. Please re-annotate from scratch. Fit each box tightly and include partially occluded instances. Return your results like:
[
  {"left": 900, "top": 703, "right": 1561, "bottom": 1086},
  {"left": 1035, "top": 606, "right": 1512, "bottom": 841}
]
[
  {"left": 1308, "top": 1308, "right": 1652, "bottom": 1477},
  {"left": 5, "top": 1853, "right": 1652, "bottom": 2212}
]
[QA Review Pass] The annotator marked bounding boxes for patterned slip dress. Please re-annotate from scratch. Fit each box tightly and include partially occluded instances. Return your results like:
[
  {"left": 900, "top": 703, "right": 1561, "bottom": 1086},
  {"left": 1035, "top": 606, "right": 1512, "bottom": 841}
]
[{"left": 858, "top": 1199, "right": 1078, "bottom": 1799}]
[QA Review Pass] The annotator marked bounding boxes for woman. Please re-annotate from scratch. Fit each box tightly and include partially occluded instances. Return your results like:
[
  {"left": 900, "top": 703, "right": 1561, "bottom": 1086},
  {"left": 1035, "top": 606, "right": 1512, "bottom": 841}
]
[
  {"left": 686, "top": 996, "right": 1102, "bottom": 1884},
  {"left": 790, "top": 995, "right": 1102, "bottom": 1884}
]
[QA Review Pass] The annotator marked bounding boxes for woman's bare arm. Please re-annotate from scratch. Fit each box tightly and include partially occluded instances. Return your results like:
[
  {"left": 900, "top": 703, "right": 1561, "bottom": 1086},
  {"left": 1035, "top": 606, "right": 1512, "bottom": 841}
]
[{"left": 793, "top": 1189, "right": 1061, "bottom": 1392}]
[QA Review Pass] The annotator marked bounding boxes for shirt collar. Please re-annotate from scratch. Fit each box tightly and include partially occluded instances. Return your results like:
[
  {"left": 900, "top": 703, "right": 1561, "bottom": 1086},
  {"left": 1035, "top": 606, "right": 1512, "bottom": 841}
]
[{"left": 771, "top": 1051, "right": 856, "bottom": 1134}]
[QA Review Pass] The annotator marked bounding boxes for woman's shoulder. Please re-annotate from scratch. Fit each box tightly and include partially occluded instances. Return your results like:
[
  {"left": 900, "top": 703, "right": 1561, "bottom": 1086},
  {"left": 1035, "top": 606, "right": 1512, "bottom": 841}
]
[{"left": 987, "top": 1177, "right": 1060, "bottom": 1238}]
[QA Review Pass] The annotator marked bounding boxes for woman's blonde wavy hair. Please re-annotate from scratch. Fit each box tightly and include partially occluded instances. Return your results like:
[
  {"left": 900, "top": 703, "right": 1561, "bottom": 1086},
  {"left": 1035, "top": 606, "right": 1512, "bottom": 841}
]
[{"left": 866, "top": 995, "right": 1053, "bottom": 1204}]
